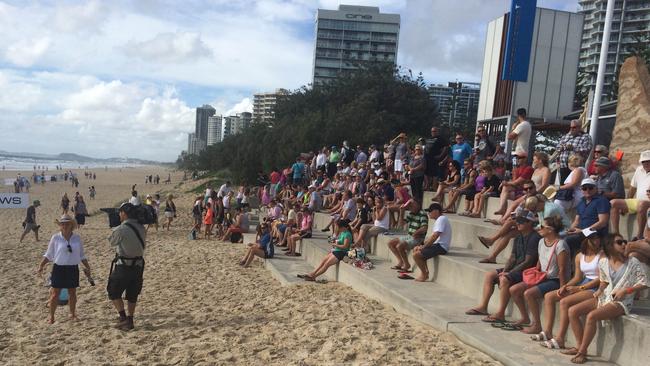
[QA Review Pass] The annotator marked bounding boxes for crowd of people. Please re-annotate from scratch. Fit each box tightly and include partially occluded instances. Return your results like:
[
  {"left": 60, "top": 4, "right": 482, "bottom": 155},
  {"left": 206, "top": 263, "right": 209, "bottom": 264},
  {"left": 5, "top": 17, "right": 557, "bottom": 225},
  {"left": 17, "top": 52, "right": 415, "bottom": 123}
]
[{"left": 244, "top": 107, "right": 649, "bottom": 364}]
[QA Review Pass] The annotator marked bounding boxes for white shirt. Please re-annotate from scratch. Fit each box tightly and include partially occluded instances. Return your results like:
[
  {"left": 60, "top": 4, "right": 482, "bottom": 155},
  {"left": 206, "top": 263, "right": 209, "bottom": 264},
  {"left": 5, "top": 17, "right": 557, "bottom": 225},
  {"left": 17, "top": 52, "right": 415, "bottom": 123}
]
[
  {"left": 316, "top": 153, "right": 327, "bottom": 167},
  {"left": 129, "top": 196, "right": 141, "bottom": 206},
  {"left": 44, "top": 232, "right": 86, "bottom": 265},
  {"left": 370, "top": 150, "right": 380, "bottom": 162},
  {"left": 217, "top": 184, "right": 232, "bottom": 198},
  {"left": 223, "top": 195, "right": 231, "bottom": 208},
  {"left": 513, "top": 120, "right": 532, "bottom": 154},
  {"left": 432, "top": 215, "right": 452, "bottom": 251},
  {"left": 631, "top": 165, "right": 650, "bottom": 200}
]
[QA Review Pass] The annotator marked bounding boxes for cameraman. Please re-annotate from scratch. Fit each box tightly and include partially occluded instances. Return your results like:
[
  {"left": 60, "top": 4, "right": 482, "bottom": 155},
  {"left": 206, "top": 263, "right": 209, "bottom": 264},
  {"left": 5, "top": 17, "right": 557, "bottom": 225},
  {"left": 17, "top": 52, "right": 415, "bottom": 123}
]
[{"left": 107, "top": 203, "right": 146, "bottom": 331}]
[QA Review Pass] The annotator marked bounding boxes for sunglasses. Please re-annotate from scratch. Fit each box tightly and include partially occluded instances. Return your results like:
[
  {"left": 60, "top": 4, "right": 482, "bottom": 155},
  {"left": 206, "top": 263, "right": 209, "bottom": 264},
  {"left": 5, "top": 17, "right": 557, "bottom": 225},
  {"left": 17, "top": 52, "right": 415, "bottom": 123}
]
[
  {"left": 581, "top": 185, "right": 596, "bottom": 191},
  {"left": 594, "top": 150, "right": 603, "bottom": 153},
  {"left": 570, "top": 126, "right": 578, "bottom": 130},
  {"left": 67, "top": 244, "right": 72, "bottom": 253},
  {"left": 523, "top": 186, "right": 534, "bottom": 191},
  {"left": 615, "top": 239, "right": 628, "bottom": 246}
]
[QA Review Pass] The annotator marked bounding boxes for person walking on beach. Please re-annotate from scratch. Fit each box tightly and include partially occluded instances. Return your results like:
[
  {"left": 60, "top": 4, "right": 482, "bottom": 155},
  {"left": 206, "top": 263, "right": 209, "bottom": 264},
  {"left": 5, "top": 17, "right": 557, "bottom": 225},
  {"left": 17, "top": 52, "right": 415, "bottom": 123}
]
[
  {"left": 162, "top": 194, "right": 176, "bottom": 231},
  {"left": 20, "top": 200, "right": 41, "bottom": 242},
  {"left": 73, "top": 195, "right": 88, "bottom": 228},
  {"left": 37, "top": 214, "right": 92, "bottom": 324},
  {"left": 61, "top": 193, "right": 70, "bottom": 214},
  {"left": 107, "top": 203, "right": 146, "bottom": 331}
]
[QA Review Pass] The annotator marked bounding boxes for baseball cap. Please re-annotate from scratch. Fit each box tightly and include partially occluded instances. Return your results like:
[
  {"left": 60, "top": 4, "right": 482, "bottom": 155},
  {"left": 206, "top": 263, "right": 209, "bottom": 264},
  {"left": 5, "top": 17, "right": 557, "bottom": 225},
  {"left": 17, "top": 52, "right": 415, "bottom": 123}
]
[
  {"left": 515, "top": 209, "right": 538, "bottom": 224},
  {"left": 594, "top": 144, "right": 608, "bottom": 153},
  {"left": 639, "top": 150, "right": 650, "bottom": 163},
  {"left": 595, "top": 157, "right": 611, "bottom": 167},
  {"left": 581, "top": 178, "right": 597, "bottom": 187},
  {"left": 425, "top": 202, "right": 443, "bottom": 212}
]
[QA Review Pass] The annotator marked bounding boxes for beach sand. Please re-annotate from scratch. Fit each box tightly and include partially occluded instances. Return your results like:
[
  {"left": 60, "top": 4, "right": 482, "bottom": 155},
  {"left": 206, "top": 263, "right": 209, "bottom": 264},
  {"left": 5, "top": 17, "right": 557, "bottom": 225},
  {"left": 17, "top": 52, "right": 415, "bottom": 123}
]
[{"left": 0, "top": 167, "right": 498, "bottom": 365}]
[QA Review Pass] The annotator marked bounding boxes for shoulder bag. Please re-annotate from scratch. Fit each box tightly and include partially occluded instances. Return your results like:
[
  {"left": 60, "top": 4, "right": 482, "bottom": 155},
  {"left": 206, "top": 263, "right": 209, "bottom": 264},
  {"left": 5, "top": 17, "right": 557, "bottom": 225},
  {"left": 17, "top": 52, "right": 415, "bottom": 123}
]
[{"left": 523, "top": 240, "right": 558, "bottom": 286}]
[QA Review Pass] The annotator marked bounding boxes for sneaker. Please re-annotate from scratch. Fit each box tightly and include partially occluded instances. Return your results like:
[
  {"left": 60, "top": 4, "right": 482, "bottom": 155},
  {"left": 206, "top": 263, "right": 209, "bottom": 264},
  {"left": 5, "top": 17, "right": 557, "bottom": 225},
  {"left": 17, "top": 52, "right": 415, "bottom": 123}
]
[{"left": 383, "top": 231, "right": 393, "bottom": 235}]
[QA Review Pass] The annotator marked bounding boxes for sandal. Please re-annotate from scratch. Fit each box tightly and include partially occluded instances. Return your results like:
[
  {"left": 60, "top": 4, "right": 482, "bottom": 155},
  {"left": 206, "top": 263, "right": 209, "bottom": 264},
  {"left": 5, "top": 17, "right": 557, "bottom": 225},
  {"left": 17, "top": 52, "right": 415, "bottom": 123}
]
[
  {"left": 501, "top": 323, "right": 526, "bottom": 331},
  {"left": 478, "top": 236, "right": 492, "bottom": 249},
  {"left": 479, "top": 258, "right": 496, "bottom": 264},
  {"left": 465, "top": 308, "right": 488, "bottom": 316},
  {"left": 390, "top": 265, "right": 403, "bottom": 270},
  {"left": 303, "top": 275, "right": 315, "bottom": 282},
  {"left": 530, "top": 331, "right": 549, "bottom": 341},
  {"left": 490, "top": 322, "right": 507, "bottom": 328},
  {"left": 540, "top": 339, "right": 563, "bottom": 349}
]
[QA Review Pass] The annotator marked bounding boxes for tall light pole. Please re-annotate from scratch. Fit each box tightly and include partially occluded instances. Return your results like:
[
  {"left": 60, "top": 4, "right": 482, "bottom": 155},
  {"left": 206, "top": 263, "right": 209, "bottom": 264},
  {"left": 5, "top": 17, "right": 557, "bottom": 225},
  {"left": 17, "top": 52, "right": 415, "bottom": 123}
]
[{"left": 589, "top": 0, "right": 616, "bottom": 146}]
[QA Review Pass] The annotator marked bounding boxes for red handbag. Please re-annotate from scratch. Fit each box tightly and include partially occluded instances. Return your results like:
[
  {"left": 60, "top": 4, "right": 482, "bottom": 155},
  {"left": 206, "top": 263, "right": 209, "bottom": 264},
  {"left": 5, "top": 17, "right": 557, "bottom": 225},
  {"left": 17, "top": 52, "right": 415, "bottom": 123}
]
[{"left": 523, "top": 240, "right": 559, "bottom": 286}]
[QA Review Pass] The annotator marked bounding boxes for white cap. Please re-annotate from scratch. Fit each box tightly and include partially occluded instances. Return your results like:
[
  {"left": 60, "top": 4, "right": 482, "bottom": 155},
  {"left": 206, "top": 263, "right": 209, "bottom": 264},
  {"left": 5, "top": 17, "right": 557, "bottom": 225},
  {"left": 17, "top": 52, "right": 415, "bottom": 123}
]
[
  {"left": 639, "top": 150, "right": 650, "bottom": 163},
  {"left": 581, "top": 178, "right": 596, "bottom": 186}
]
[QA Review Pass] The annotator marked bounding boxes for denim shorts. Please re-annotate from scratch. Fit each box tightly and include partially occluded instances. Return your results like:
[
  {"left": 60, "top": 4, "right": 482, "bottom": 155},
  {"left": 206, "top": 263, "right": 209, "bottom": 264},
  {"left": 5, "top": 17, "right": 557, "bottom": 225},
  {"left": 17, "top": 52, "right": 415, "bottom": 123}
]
[{"left": 535, "top": 278, "right": 560, "bottom": 295}]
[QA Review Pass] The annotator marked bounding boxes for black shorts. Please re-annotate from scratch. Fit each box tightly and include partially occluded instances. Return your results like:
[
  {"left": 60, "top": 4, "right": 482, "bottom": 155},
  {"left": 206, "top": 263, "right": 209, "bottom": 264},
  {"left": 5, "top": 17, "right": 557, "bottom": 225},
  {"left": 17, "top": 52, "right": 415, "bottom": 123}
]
[
  {"left": 300, "top": 231, "right": 312, "bottom": 239},
  {"left": 420, "top": 243, "right": 447, "bottom": 260},
  {"left": 51, "top": 264, "right": 79, "bottom": 288},
  {"left": 461, "top": 188, "right": 476, "bottom": 201},
  {"left": 75, "top": 214, "right": 86, "bottom": 225},
  {"left": 107, "top": 265, "right": 144, "bottom": 303},
  {"left": 493, "top": 268, "right": 523, "bottom": 285},
  {"left": 332, "top": 251, "right": 347, "bottom": 261}
]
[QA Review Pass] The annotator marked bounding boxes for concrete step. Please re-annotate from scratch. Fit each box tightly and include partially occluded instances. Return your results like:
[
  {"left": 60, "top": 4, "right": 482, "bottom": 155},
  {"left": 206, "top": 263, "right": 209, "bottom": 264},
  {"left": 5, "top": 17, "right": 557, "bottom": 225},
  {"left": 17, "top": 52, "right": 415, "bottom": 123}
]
[{"left": 263, "top": 255, "right": 317, "bottom": 286}]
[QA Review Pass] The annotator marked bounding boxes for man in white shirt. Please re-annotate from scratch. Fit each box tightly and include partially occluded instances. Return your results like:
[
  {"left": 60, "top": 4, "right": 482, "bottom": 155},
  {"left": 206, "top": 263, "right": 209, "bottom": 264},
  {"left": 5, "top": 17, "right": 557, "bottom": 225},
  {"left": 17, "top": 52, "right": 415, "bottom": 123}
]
[
  {"left": 217, "top": 181, "right": 232, "bottom": 198},
  {"left": 610, "top": 150, "right": 650, "bottom": 239},
  {"left": 412, "top": 202, "right": 451, "bottom": 282},
  {"left": 508, "top": 108, "right": 532, "bottom": 156},
  {"left": 128, "top": 190, "right": 141, "bottom": 206}
]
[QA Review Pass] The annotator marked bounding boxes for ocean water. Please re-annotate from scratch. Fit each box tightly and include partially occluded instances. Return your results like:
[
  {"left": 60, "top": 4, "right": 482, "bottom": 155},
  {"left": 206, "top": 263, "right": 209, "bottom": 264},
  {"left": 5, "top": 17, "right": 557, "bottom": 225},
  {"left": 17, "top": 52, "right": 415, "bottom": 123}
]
[{"left": 0, "top": 155, "right": 140, "bottom": 172}]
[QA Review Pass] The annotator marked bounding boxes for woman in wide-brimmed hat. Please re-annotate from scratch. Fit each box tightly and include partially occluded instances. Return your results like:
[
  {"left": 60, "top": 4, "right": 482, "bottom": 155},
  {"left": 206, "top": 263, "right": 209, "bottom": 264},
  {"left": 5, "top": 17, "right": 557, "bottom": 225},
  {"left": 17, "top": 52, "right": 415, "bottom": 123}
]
[{"left": 37, "top": 214, "right": 92, "bottom": 324}]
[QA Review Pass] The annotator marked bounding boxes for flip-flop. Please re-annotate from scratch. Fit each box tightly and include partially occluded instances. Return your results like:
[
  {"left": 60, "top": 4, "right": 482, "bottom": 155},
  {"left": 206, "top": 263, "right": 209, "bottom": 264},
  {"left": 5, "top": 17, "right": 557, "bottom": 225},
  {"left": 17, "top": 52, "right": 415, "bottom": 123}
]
[
  {"left": 390, "top": 265, "right": 402, "bottom": 270},
  {"left": 398, "top": 274, "right": 414, "bottom": 280},
  {"left": 481, "top": 315, "right": 504, "bottom": 323},
  {"left": 297, "top": 274, "right": 307, "bottom": 279},
  {"left": 478, "top": 236, "right": 492, "bottom": 249},
  {"left": 303, "top": 275, "right": 315, "bottom": 282},
  {"left": 479, "top": 258, "right": 496, "bottom": 264},
  {"left": 465, "top": 308, "right": 488, "bottom": 315},
  {"left": 491, "top": 322, "right": 507, "bottom": 328},
  {"left": 501, "top": 323, "right": 524, "bottom": 331},
  {"left": 398, "top": 269, "right": 413, "bottom": 274}
]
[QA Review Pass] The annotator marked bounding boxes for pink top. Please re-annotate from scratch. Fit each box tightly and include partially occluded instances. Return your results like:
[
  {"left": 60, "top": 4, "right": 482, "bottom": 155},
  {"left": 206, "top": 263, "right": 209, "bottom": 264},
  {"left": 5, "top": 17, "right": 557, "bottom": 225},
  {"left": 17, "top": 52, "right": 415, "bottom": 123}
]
[{"left": 301, "top": 214, "right": 313, "bottom": 231}]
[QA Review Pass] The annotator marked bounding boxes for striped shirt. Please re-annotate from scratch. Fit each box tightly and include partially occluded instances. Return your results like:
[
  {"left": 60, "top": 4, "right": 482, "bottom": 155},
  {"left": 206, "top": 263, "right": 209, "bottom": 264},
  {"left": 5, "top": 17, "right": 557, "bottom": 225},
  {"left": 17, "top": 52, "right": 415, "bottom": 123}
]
[{"left": 405, "top": 210, "right": 428, "bottom": 237}]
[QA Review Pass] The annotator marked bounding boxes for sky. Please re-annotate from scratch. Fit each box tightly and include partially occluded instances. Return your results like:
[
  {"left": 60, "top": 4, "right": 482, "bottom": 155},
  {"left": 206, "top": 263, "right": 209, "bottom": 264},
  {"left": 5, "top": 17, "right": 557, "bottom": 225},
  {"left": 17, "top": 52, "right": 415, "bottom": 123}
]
[{"left": 0, "top": 0, "right": 575, "bottom": 162}]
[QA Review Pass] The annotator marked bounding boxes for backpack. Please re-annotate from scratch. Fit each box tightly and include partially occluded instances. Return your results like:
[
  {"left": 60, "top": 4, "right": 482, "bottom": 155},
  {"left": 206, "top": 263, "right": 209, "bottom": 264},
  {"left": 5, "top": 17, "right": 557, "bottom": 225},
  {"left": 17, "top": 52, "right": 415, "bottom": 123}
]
[
  {"left": 230, "top": 232, "right": 242, "bottom": 243},
  {"left": 188, "top": 228, "right": 197, "bottom": 240}
]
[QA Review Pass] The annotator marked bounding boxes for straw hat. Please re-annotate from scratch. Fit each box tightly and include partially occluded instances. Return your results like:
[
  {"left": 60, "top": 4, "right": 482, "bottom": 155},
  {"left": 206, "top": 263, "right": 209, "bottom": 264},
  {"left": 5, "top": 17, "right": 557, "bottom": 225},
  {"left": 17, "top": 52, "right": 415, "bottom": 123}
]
[
  {"left": 542, "top": 186, "right": 557, "bottom": 201},
  {"left": 55, "top": 214, "right": 76, "bottom": 227}
]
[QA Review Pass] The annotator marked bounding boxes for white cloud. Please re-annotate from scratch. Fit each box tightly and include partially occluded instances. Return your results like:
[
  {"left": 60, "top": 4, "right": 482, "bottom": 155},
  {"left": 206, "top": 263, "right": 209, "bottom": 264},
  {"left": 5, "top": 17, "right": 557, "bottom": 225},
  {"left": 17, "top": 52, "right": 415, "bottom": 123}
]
[
  {"left": 51, "top": 0, "right": 110, "bottom": 33},
  {"left": 225, "top": 98, "right": 253, "bottom": 116},
  {"left": 5, "top": 37, "right": 51, "bottom": 67},
  {"left": 0, "top": 71, "right": 42, "bottom": 111},
  {"left": 123, "top": 31, "right": 213, "bottom": 63}
]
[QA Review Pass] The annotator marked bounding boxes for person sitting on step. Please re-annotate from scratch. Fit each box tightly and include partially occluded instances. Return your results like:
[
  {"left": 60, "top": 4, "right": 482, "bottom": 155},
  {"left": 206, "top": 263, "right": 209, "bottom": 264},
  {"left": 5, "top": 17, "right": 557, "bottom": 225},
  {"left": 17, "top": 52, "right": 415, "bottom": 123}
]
[
  {"left": 387, "top": 199, "right": 429, "bottom": 272},
  {"left": 465, "top": 209, "right": 540, "bottom": 321},
  {"left": 300, "top": 219, "right": 353, "bottom": 282},
  {"left": 411, "top": 202, "right": 451, "bottom": 282}
]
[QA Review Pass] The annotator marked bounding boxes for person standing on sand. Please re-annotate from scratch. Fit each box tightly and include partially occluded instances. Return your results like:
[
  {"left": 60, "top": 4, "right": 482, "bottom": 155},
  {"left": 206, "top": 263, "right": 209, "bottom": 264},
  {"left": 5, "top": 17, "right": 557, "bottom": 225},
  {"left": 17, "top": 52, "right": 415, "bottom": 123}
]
[
  {"left": 37, "top": 214, "right": 92, "bottom": 324},
  {"left": 73, "top": 195, "right": 88, "bottom": 228},
  {"left": 20, "top": 200, "right": 41, "bottom": 242},
  {"left": 107, "top": 203, "right": 146, "bottom": 331},
  {"left": 162, "top": 194, "right": 176, "bottom": 230},
  {"left": 61, "top": 193, "right": 70, "bottom": 214}
]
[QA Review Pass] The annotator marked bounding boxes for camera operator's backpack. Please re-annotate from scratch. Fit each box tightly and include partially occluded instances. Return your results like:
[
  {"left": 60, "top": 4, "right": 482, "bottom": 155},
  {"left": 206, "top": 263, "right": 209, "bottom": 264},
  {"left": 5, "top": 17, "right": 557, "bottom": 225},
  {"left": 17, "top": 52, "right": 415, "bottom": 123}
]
[{"left": 140, "top": 204, "right": 156, "bottom": 225}]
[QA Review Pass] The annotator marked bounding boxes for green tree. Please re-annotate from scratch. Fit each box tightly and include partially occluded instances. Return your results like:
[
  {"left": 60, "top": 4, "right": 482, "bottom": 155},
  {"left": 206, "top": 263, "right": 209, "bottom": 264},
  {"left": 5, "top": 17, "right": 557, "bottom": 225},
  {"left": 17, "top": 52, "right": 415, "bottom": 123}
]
[{"left": 179, "top": 63, "right": 440, "bottom": 184}]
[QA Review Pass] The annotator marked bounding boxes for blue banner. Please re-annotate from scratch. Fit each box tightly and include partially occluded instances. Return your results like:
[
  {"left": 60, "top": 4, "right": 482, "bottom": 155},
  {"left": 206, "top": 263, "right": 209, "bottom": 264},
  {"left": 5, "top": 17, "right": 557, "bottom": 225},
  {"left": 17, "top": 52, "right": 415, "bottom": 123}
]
[{"left": 502, "top": 0, "right": 537, "bottom": 81}]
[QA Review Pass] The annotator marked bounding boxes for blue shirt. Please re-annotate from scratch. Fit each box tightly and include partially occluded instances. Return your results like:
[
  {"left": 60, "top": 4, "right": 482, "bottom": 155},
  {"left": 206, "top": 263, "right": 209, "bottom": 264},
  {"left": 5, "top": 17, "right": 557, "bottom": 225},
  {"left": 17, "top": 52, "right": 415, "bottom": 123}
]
[
  {"left": 259, "top": 232, "right": 271, "bottom": 253},
  {"left": 291, "top": 162, "right": 304, "bottom": 179},
  {"left": 451, "top": 142, "right": 472, "bottom": 165},
  {"left": 576, "top": 194, "right": 611, "bottom": 236}
]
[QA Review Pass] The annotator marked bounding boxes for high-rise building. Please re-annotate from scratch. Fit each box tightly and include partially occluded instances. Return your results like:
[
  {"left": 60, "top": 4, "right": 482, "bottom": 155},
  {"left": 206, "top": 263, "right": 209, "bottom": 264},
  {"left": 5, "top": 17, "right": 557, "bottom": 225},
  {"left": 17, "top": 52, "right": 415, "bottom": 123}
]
[
  {"left": 187, "top": 133, "right": 205, "bottom": 155},
  {"left": 222, "top": 116, "right": 236, "bottom": 140},
  {"left": 195, "top": 104, "right": 216, "bottom": 143},
  {"left": 207, "top": 115, "right": 223, "bottom": 146},
  {"left": 578, "top": 0, "right": 650, "bottom": 99},
  {"left": 428, "top": 82, "right": 481, "bottom": 131},
  {"left": 312, "top": 5, "right": 400, "bottom": 85},
  {"left": 238, "top": 112, "right": 252, "bottom": 131},
  {"left": 253, "top": 89, "right": 288, "bottom": 123}
]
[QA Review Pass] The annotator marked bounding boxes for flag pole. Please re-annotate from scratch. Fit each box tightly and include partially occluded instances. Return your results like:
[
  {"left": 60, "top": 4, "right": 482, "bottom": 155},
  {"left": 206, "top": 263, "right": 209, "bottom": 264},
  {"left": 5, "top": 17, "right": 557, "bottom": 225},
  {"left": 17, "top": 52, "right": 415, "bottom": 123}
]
[{"left": 588, "top": 0, "right": 615, "bottom": 147}]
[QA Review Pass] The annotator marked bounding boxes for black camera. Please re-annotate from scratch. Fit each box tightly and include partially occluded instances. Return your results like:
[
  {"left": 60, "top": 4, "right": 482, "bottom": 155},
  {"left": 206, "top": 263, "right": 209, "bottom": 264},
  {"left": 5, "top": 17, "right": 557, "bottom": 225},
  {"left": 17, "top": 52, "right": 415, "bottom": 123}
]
[{"left": 100, "top": 204, "right": 155, "bottom": 228}]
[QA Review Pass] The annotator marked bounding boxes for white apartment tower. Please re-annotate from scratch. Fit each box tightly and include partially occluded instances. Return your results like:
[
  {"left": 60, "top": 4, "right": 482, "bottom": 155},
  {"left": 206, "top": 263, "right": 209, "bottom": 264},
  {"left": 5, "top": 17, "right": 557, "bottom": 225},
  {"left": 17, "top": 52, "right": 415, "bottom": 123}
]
[{"left": 312, "top": 5, "right": 400, "bottom": 85}]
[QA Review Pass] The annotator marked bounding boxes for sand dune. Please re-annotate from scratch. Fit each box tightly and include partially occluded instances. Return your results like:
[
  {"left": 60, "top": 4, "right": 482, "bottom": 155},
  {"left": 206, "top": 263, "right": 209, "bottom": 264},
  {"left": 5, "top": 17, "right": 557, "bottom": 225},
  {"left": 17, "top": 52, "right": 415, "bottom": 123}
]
[{"left": 0, "top": 167, "right": 497, "bottom": 365}]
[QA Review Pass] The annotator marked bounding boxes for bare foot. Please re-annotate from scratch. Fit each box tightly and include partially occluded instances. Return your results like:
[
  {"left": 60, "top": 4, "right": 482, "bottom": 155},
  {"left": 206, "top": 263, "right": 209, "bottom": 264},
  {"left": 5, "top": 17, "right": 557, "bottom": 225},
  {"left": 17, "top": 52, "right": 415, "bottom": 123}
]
[
  {"left": 70, "top": 315, "right": 79, "bottom": 322},
  {"left": 48, "top": 318, "right": 55, "bottom": 324},
  {"left": 521, "top": 325, "right": 542, "bottom": 334},
  {"left": 493, "top": 210, "right": 505, "bottom": 216},
  {"left": 571, "top": 353, "right": 587, "bottom": 364},
  {"left": 414, "top": 272, "right": 429, "bottom": 282},
  {"left": 512, "top": 318, "right": 530, "bottom": 326}
]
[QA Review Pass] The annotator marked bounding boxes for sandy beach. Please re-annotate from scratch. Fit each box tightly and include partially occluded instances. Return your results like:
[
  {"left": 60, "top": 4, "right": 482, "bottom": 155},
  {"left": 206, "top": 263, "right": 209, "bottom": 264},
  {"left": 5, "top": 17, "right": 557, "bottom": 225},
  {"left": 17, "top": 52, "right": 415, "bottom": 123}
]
[{"left": 0, "top": 167, "right": 497, "bottom": 365}]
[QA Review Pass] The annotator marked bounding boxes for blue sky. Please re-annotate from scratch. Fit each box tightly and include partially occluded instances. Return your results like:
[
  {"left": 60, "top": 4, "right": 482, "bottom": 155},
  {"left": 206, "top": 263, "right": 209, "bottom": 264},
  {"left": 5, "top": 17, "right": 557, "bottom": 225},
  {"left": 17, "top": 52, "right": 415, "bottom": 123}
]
[{"left": 0, "top": 0, "right": 576, "bottom": 161}]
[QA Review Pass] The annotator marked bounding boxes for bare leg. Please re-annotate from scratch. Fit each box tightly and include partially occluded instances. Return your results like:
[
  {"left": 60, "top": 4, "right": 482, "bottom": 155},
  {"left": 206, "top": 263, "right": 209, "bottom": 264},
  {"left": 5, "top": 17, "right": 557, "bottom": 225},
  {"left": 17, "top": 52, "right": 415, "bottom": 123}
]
[
  {"left": 492, "top": 277, "right": 513, "bottom": 320},
  {"left": 471, "top": 270, "right": 498, "bottom": 313},
  {"left": 412, "top": 249, "right": 429, "bottom": 281},
  {"left": 508, "top": 282, "right": 531, "bottom": 325},
  {"left": 609, "top": 199, "right": 626, "bottom": 235},
  {"left": 636, "top": 201, "right": 650, "bottom": 238},
  {"left": 68, "top": 288, "right": 78, "bottom": 321},
  {"left": 575, "top": 303, "right": 625, "bottom": 363},
  {"left": 482, "top": 231, "right": 517, "bottom": 262},
  {"left": 387, "top": 238, "right": 404, "bottom": 268},
  {"left": 48, "top": 288, "right": 60, "bottom": 323},
  {"left": 310, "top": 254, "right": 339, "bottom": 278},
  {"left": 522, "top": 286, "right": 544, "bottom": 333},
  {"left": 568, "top": 297, "right": 597, "bottom": 351},
  {"left": 555, "top": 291, "right": 594, "bottom": 346},
  {"left": 494, "top": 186, "right": 511, "bottom": 214}
]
